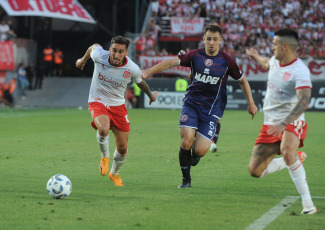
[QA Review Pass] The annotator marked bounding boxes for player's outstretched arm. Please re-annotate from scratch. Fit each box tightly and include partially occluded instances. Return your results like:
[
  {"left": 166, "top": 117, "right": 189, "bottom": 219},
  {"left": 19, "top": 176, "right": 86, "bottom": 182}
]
[
  {"left": 246, "top": 48, "right": 270, "bottom": 70},
  {"left": 239, "top": 76, "right": 258, "bottom": 119},
  {"left": 141, "top": 57, "right": 180, "bottom": 78},
  {"left": 76, "top": 44, "right": 100, "bottom": 70},
  {"left": 136, "top": 80, "right": 158, "bottom": 105}
]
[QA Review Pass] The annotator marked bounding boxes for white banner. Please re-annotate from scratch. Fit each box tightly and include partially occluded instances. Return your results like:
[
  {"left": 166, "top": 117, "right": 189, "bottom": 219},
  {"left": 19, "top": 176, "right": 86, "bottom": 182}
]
[
  {"left": 144, "top": 91, "right": 185, "bottom": 109},
  {"left": 170, "top": 17, "right": 204, "bottom": 35},
  {"left": 139, "top": 55, "right": 191, "bottom": 77},
  {"left": 0, "top": 0, "right": 96, "bottom": 24}
]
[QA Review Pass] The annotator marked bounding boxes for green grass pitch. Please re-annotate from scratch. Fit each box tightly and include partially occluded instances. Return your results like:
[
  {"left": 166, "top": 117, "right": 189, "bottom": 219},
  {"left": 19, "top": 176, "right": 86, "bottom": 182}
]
[{"left": 0, "top": 108, "right": 324, "bottom": 230}]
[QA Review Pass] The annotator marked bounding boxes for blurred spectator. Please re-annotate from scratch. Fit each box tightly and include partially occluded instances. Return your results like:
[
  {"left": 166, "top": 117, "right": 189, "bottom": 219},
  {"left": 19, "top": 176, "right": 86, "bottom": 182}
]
[
  {"left": 159, "top": 48, "right": 168, "bottom": 56},
  {"left": 17, "top": 63, "right": 29, "bottom": 99},
  {"left": 144, "top": 46, "right": 157, "bottom": 56},
  {"left": 158, "top": 1, "right": 168, "bottom": 17},
  {"left": 197, "top": 2, "right": 208, "bottom": 18},
  {"left": 133, "top": 33, "right": 146, "bottom": 58},
  {"left": 6, "top": 20, "right": 16, "bottom": 40},
  {"left": 125, "top": 84, "right": 137, "bottom": 109},
  {"left": 132, "top": 82, "right": 141, "bottom": 108},
  {"left": 25, "top": 62, "right": 35, "bottom": 90},
  {"left": 0, "top": 20, "right": 9, "bottom": 41},
  {"left": 146, "top": 33, "right": 156, "bottom": 50},
  {"left": 151, "top": 0, "right": 159, "bottom": 19},
  {"left": 43, "top": 44, "right": 53, "bottom": 76},
  {"left": 0, "top": 78, "right": 16, "bottom": 106},
  {"left": 53, "top": 48, "right": 64, "bottom": 76},
  {"left": 34, "top": 60, "right": 45, "bottom": 89},
  {"left": 146, "top": 17, "right": 161, "bottom": 43}
]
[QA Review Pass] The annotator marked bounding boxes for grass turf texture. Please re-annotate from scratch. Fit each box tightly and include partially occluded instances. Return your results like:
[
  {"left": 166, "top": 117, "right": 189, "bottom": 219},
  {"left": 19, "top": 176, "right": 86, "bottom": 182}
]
[{"left": 0, "top": 108, "right": 324, "bottom": 230}]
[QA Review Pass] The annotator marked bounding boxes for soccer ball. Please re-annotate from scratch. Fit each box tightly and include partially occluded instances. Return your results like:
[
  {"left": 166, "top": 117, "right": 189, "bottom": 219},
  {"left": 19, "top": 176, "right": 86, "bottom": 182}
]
[{"left": 46, "top": 174, "right": 72, "bottom": 199}]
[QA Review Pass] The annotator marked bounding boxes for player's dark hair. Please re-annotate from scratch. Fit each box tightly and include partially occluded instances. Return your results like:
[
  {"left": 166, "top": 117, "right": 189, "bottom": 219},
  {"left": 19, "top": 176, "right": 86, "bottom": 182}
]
[
  {"left": 204, "top": 23, "right": 222, "bottom": 35},
  {"left": 274, "top": 28, "right": 299, "bottom": 43},
  {"left": 111, "top": 36, "right": 130, "bottom": 49}
]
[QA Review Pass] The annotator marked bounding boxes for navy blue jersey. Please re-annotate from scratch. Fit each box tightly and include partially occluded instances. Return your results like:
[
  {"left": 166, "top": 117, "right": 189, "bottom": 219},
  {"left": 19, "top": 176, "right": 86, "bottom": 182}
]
[{"left": 178, "top": 48, "right": 243, "bottom": 118}]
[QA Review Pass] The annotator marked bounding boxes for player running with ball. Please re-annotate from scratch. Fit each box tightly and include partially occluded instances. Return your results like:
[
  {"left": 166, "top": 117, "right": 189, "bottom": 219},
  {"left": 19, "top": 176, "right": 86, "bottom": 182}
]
[{"left": 76, "top": 36, "right": 158, "bottom": 186}]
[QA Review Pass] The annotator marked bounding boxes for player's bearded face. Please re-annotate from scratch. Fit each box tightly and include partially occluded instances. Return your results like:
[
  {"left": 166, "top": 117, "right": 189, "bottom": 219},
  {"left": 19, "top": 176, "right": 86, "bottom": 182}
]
[
  {"left": 109, "top": 44, "right": 128, "bottom": 66},
  {"left": 272, "top": 36, "right": 284, "bottom": 61},
  {"left": 203, "top": 31, "right": 222, "bottom": 56}
]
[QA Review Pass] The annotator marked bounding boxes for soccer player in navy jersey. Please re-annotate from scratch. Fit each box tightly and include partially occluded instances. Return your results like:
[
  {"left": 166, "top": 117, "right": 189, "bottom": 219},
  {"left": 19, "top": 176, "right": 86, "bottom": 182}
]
[{"left": 142, "top": 23, "right": 258, "bottom": 188}]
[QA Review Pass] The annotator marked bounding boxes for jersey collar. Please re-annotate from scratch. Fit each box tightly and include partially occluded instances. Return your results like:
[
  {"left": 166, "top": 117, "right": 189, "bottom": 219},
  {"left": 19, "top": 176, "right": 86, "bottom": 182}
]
[{"left": 279, "top": 58, "right": 298, "bottom": 67}]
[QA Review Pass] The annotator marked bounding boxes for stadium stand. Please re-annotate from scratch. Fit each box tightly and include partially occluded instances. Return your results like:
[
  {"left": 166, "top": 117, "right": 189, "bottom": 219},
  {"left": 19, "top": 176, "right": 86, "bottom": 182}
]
[{"left": 139, "top": 0, "right": 325, "bottom": 60}]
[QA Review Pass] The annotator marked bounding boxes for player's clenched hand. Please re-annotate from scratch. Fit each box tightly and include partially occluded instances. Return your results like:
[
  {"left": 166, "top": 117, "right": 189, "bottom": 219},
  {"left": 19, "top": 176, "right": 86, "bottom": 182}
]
[
  {"left": 76, "top": 58, "right": 86, "bottom": 70},
  {"left": 246, "top": 48, "right": 258, "bottom": 61},
  {"left": 149, "top": 91, "right": 159, "bottom": 105}
]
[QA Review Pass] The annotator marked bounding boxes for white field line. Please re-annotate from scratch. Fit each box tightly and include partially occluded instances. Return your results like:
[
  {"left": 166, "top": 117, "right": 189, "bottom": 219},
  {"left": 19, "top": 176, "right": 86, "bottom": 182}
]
[{"left": 245, "top": 196, "right": 325, "bottom": 230}]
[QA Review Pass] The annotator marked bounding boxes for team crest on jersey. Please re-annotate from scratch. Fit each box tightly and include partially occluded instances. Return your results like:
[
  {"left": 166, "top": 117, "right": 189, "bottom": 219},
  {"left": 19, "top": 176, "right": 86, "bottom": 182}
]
[
  {"left": 282, "top": 72, "right": 291, "bottom": 81},
  {"left": 204, "top": 59, "right": 213, "bottom": 67},
  {"left": 123, "top": 70, "right": 131, "bottom": 78},
  {"left": 101, "top": 64, "right": 105, "bottom": 69},
  {"left": 181, "top": 114, "right": 188, "bottom": 122}
]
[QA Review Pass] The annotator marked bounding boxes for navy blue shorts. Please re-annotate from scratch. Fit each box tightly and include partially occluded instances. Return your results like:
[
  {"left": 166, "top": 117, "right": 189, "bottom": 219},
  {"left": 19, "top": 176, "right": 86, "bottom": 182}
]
[{"left": 179, "top": 103, "right": 217, "bottom": 140}]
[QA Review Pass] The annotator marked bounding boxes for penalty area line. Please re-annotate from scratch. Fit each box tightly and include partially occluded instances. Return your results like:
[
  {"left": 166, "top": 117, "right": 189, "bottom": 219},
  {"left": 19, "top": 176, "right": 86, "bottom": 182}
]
[{"left": 245, "top": 196, "right": 299, "bottom": 230}]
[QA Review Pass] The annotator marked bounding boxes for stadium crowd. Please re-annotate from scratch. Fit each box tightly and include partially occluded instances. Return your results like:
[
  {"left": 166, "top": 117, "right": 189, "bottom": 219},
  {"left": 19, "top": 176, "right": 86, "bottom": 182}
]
[{"left": 140, "top": 0, "right": 325, "bottom": 60}]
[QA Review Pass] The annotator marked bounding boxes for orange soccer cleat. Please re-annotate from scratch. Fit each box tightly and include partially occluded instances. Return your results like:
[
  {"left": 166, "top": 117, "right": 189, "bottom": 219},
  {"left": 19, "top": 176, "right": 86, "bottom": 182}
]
[
  {"left": 297, "top": 151, "right": 307, "bottom": 164},
  {"left": 99, "top": 157, "right": 109, "bottom": 176},
  {"left": 109, "top": 173, "right": 125, "bottom": 186}
]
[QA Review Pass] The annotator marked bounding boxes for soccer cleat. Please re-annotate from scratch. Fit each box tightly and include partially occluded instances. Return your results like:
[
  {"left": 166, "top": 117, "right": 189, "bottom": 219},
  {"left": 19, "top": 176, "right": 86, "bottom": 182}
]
[
  {"left": 178, "top": 178, "right": 191, "bottom": 188},
  {"left": 99, "top": 157, "right": 109, "bottom": 176},
  {"left": 191, "top": 152, "right": 201, "bottom": 166},
  {"left": 301, "top": 206, "right": 317, "bottom": 215},
  {"left": 297, "top": 151, "right": 307, "bottom": 164},
  {"left": 210, "top": 143, "right": 218, "bottom": 152},
  {"left": 109, "top": 173, "right": 125, "bottom": 186}
]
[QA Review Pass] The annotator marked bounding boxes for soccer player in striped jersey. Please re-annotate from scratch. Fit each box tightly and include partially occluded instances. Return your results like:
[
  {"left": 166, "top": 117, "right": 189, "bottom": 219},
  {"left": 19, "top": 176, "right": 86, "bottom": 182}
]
[
  {"left": 76, "top": 36, "right": 158, "bottom": 186},
  {"left": 142, "top": 23, "right": 258, "bottom": 188},
  {"left": 246, "top": 28, "right": 316, "bottom": 214}
]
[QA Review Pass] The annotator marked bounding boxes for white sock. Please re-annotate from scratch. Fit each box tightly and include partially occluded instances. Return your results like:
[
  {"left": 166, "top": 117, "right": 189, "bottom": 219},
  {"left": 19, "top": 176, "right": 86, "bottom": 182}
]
[
  {"left": 96, "top": 132, "right": 109, "bottom": 158},
  {"left": 260, "top": 157, "right": 287, "bottom": 178},
  {"left": 110, "top": 148, "right": 127, "bottom": 175},
  {"left": 288, "top": 160, "right": 314, "bottom": 208}
]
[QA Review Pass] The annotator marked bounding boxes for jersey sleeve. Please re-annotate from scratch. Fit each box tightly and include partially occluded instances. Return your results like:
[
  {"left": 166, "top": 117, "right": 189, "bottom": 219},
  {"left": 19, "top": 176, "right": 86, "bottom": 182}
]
[
  {"left": 131, "top": 63, "right": 143, "bottom": 84},
  {"left": 295, "top": 65, "right": 312, "bottom": 89},
  {"left": 90, "top": 46, "right": 104, "bottom": 62},
  {"left": 226, "top": 56, "right": 243, "bottom": 80},
  {"left": 178, "top": 49, "right": 199, "bottom": 67}
]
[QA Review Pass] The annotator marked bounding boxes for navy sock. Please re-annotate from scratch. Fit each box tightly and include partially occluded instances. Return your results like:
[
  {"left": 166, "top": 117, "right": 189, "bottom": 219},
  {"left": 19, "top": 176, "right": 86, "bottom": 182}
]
[{"left": 179, "top": 147, "right": 191, "bottom": 180}]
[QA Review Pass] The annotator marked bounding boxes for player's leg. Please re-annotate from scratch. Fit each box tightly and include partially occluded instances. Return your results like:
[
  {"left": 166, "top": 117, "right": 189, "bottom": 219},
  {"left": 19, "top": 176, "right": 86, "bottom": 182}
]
[
  {"left": 248, "top": 143, "right": 283, "bottom": 177},
  {"left": 191, "top": 114, "right": 218, "bottom": 166},
  {"left": 281, "top": 130, "right": 316, "bottom": 214},
  {"left": 109, "top": 127, "right": 129, "bottom": 186},
  {"left": 193, "top": 133, "right": 211, "bottom": 157},
  {"left": 178, "top": 104, "right": 198, "bottom": 188},
  {"left": 94, "top": 114, "right": 111, "bottom": 176},
  {"left": 107, "top": 105, "right": 130, "bottom": 186},
  {"left": 178, "top": 126, "right": 196, "bottom": 188},
  {"left": 210, "top": 120, "right": 220, "bottom": 152},
  {"left": 89, "top": 102, "right": 111, "bottom": 176}
]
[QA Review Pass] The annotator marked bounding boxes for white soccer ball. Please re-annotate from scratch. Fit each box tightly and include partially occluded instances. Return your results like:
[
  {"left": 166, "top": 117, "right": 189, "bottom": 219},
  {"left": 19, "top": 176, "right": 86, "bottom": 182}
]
[{"left": 46, "top": 174, "right": 72, "bottom": 199}]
